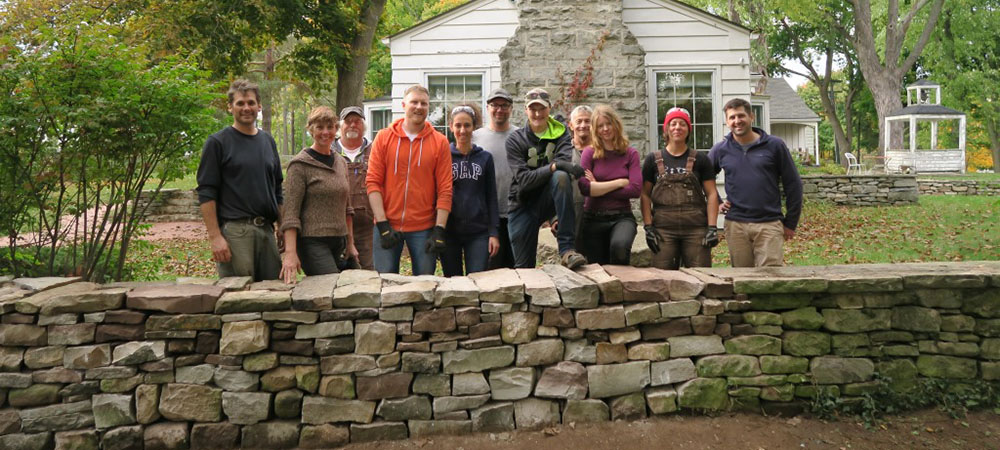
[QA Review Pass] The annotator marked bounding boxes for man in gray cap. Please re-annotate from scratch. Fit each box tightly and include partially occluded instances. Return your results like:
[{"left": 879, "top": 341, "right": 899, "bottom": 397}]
[
  {"left": 333, "top": 106, "right": 373, "bottom": 270},
  {"left": 505, "top": 87, "right": 587, "bottom": 269},
  {"left": 473, "top": 88, "right": 518, "bottom": 269}
]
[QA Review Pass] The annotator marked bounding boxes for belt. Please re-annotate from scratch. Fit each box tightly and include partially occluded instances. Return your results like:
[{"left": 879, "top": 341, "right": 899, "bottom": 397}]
[
  {"left": 227, "top": 216, "right": 269, "bottom": 227},
  {"left": 585, "top": 209, "right": 632, "bottom": 217}
]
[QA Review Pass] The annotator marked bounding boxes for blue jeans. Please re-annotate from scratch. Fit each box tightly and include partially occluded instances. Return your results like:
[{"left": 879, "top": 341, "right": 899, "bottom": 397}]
[
  {"left": 440, "top": 232, "right": 490, "bottom": 277},
  {"left": 508, "top": 170, "right": 577, "bottom": 268},
  {"left": 372, "top": 227, "right": 437, "bottom": 275}
]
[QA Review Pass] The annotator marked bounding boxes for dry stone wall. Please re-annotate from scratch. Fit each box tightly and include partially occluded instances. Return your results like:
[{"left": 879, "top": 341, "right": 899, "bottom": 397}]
[
  {"left": 2, "top": 261, "right": 1000, "bottom": 449},
  {"left": 918, "top": 178, "right": 1000, "bottom": 196},
  {"left": 137, "top": 189, "right": 200, "bottom": 223},
  {"left": 801, "top": 175, "right": 919, "bottom": 206}
]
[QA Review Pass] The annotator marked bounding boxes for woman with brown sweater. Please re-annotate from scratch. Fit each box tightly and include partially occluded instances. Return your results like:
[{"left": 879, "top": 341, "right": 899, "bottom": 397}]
[{"left": 280, "top": 106, "right": 358, "bottom": 282}]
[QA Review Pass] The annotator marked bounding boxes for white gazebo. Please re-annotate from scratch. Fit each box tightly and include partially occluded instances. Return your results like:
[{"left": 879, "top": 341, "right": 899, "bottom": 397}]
[{"left": 884, "top": 79, "right": 966, "bottom": 173}]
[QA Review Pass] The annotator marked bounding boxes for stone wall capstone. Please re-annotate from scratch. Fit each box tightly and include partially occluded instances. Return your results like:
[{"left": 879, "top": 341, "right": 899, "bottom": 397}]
[
  {"left": 2, "top": 261, "right": 1000, "bottom": 449},
  {"left": 499, "top": 0, "right": 649, "bottom": 155}
]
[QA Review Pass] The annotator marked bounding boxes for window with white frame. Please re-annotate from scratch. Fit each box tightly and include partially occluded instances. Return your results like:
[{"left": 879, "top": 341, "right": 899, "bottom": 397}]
[
  {"left": 654, "top": 71, "right": 715, "bottom": 151},
  {"left": 427, "top": 74, "right": 484, "bottom": 140},
  {"left": 751, "top": 103, "right": 765, "bottom": 130},
  {"left": 368, "top": 107, "right": 392, "bottom": 140}
]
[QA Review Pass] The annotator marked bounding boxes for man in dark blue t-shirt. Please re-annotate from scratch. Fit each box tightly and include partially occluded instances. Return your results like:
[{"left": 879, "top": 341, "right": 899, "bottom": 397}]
[
  {"left": 196, "top": 80, "right": 283, "bottom": 281},
  {"left": 709, "top": 98, "right": 802, "bottom": 267}
]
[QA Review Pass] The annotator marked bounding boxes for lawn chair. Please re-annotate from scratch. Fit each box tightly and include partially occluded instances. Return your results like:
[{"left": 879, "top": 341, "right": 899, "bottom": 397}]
[{"left": 844, "top": 152, "right": 867, "bottom": 175}]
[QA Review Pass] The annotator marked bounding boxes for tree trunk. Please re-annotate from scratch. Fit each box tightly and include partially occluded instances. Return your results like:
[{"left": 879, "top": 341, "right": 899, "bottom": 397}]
[
  {"left": 817, "top": 82, "right": 852, "bottom": 166},
  {"left": 336, "top": 0, "right": 389, "bottom": 110},
  {"left": 260, "top": 47, "right": 276, "bottom": 133},
  {"left": 987, "top": 118, "right": 1000, "bottom": 170}
]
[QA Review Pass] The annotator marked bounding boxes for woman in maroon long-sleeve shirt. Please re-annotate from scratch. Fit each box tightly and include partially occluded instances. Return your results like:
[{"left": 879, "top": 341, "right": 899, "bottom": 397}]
[{"left": 577, "top": 104, "right": 642, "bottom": 265}]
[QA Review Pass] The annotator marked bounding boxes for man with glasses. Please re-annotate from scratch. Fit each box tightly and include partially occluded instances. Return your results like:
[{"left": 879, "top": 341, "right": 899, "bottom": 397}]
[
  {"left": 505, "top": 88, "right": 587, "bottom": 269},
  {"left": 473, "top": 88, "right": 518, "bottom": 269}
]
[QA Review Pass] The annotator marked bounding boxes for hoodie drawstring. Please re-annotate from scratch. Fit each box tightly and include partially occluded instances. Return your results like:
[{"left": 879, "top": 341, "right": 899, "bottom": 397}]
[
  {"left": 417, "top": 138, "right": 424, "bottom": 167},
  {"left": 393, "top": 139, "right": 402, "bottom": 174}
]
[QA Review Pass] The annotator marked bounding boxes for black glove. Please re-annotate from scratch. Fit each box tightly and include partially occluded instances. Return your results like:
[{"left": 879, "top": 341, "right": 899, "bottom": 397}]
[
  {"left": 425, "top": 225, "right": 447, "bottom": 255},
  {"left": 376, "top": 221, "right": 402, "bottom": 249},
  {"left": 553, "top": 161, "right": 585, "bottom": 179},
  {"left": 702, "top": 226, "right": 720, "bottom": 248},
  {"left": 644, "top": 224, "right": 661, "bottom": 254}
]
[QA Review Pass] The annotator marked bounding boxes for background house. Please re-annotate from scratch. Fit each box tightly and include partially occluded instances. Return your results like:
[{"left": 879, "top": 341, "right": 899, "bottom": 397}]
[
  {"left": 752, "top": 77, "right": 821, "bottom": 164},
  {"left": 366, "top": 0, "right": 817, "bottom": 157}
]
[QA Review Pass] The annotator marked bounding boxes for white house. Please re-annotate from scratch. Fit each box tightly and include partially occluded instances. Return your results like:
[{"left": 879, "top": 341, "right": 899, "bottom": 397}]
[
  {"left": 365, "top": 0, "right": 817, "bottom": 156},
  {"left": 752, "top": 77, "right": 821, "bottom": 164}
]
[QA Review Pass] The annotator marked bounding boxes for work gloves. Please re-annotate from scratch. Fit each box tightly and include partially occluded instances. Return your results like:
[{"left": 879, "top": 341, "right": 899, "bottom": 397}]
[
  {"left": 376, "top": 221, "right": 402, "bottom": 249},
  {"left": 702, "top": 226, "right": 720, "bottom": 248},
  {"left": 425, "top": 225, "right": 447, "bottom": 255},
  {"left": 553, "top": 161, "right": 585, "bottom": 179},
  {"left": 644, "top": 224, "right": 661, "bottom": 254}
]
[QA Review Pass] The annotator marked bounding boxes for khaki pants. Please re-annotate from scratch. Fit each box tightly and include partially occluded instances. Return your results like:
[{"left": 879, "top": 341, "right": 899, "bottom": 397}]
[
  {"left": 725, "top": 220, "right": 784, "bottom": 267},
  {"left": 217, "top": 221, "right": 281, "bottom": 281}
]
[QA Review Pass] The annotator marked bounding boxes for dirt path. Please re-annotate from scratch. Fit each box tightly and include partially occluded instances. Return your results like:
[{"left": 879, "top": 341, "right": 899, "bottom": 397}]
[
  {"left": 140, "top": 221, "right": 207, "bottom": 241},
  {"left": 344, "top": 410, "right": 1000, "bottom": 450}
]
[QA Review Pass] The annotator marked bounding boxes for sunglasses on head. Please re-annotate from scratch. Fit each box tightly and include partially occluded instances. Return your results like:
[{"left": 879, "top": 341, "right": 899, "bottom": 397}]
[
  {"left": 526, "top": 91, "right": 550, "bottom": 100},
  {"left": 451, "top": 105, "right": 476, "bottom": 119}
]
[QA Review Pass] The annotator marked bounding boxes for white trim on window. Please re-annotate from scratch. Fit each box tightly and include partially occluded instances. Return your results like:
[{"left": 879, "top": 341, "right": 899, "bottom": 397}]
[
  {"left": 646, "top": 66, "right": 721, "bottom": 152},
  {"left": 751, "top": 100, "right": 770, "bottom": 133},
  {"left": 364, "top": 101, "right": 393, "bottom": 141}
]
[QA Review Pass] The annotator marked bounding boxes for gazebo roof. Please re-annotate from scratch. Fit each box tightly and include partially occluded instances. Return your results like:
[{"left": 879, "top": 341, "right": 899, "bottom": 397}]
[
  {"left": 887, "top": 104, "right": 965, "bottom": 118},
  {"left": 908, "top": 79, "right": 940, "bottom": 88}
]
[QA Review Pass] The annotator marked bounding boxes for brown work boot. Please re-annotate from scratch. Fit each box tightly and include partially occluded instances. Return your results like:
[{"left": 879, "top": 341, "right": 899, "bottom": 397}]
[{"left": 560, "top": 250, "right": 587, "bottom": 270}]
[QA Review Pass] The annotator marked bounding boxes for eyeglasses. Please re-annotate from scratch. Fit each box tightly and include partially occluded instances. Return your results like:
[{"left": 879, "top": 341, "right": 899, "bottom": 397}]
[
  {"left": 526, "top": 91, "right": 550, "bottom": 100},
  {"left": 489, "top": 103, "right": 512, "bottom": 110},
  {"left": 451, "top": 105, "right": 476, "bottom": 120}
]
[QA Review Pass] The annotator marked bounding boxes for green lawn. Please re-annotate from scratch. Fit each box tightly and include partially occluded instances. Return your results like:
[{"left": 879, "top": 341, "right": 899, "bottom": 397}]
[{"left": 710, "top": 195, "right": 1000, "bottom": 266}]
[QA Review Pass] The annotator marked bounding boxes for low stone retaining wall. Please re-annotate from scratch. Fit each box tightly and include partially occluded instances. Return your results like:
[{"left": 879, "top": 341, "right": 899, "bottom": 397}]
[
  {"left": 918, "top": 178, "right": 1000, "bottom": 196},
  {"left": 801, "top": 175, "right": 919, "bottom": 206},
  {"left": 1, "top": 262, "right": 999, "bottom": 449},
  {"left": 137, "top": 189, "right": 200, "bottom": 223}
]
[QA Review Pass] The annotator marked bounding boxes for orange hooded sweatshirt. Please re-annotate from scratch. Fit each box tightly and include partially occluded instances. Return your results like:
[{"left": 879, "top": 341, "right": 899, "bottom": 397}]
[{"left": 366, "top": 117, "right": 453, "bottom": 232}]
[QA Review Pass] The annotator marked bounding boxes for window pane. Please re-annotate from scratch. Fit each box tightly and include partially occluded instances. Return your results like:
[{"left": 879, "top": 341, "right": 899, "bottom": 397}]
[
  {"left": 751, "top": 104, "right": 764, "bottom": 129},
  {"left": 655, "top": 71, "right": 714, "bottom": 150},
  {"left": 425, "top": 73, "right": 484, "bottom": 141}
]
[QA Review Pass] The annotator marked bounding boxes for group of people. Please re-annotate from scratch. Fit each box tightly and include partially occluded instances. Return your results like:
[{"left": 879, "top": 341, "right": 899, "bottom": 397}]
[{"left": 196, "top": 79, "right": 802, "bottom": 283}]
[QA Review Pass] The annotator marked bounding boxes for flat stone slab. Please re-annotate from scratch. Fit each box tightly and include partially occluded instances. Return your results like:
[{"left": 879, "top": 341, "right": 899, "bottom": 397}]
[
  {"left": 333, "top": 270, "right": 382, "bottom": 308},
  {"left": 587, "top": 361, "right": 650, "bottom": 398},
  {"left": 302, "top": 396, "right": 376, "bottom": 424},
  {"left": 442, "top": 346, "right": 515, "bottom": 374},
  {"left": 381, "top": 281, "right": 436, "bottom": 307},
  {"left": 214, "top": 290, "right": 291, "bottom": 313},
  {"left": 13, "top": 276, "right": 82, "bottom": 292},
  {"left": 21, "top": 286, "right": 128, "bottom": 316},
  {"left": 534, "top": 361, "right": 588, "bottom": 399},
  {"left": 434, "top": 276, "right": 480, "bottom": 307},
  {"left": 541, "top": 264, "right": 599, "bottom": 308},
  {"left": 602, "top": 266, "right": 671, "bottom": 302},
  {"left": 469, "top": 269, "right": 524, "bottom": 304},
  {"left": 576, "top": 264, "right": 624, "bottom": 303},
  {"left": 291, "top": 274, "right": 338, "bottom": 310},
  {"left": 15, "top": 282, "right": 99, "bottom": 314},
  {"left": 127, "top": 284, "right": 225, "bottom": 313},
  {"left": 516, "top": 268, "right": 561, "bottom": 307}
]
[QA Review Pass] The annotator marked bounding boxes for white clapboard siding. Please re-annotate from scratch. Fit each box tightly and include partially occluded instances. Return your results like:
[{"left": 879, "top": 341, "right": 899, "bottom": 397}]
[{"left": 388, "top": 0, "right": 519, "bottom": 118}]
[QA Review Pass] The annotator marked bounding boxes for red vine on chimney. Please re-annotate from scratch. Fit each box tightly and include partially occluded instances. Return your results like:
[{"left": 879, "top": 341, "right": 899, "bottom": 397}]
[{"left": 554, "top": 30, "right": 611, "bottom": 117}]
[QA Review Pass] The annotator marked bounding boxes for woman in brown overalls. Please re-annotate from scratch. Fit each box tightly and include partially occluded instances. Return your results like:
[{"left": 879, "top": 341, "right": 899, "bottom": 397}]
[{"left": 639, "top": 107, "right": 720, "bottom": 269}]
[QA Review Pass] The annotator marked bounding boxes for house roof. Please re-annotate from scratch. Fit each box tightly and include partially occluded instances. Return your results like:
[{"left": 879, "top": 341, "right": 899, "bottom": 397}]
[
  {"left": 763, "top": 78, "right": 820, "bottom": 122},
  {"left": 387, "top": 0, "right": 751, "bottom": 42},
  {"left": 887, "top": 104, "right": 965, "bottom": 117}
]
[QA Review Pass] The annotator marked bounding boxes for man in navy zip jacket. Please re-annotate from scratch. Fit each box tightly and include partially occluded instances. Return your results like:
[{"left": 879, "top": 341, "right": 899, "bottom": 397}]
[{"left": 709, "top": 98, "right": 802, "bottom": 267}]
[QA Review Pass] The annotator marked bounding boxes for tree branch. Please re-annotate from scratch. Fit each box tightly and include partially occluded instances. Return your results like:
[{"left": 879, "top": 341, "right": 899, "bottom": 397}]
[{"left": 900, "top": 0, "right": 945, "bottom": 74}]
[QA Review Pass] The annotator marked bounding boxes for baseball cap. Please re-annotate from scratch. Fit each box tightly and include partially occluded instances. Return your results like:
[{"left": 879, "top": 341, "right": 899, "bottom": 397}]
[
  {"left": 339, "top": 106, "right": 364, "bottom": 121},
  {"left": 524, "top": 88, "right": 551, "bottom": 108},
  {"left": 486, "top": 88, "right": 513, "bottom": 104}
]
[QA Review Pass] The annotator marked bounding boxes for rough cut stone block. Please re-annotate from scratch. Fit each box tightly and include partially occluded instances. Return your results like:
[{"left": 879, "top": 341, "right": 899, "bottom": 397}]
[
  {"left": 146, "top": 314, "right": 221, "bottom": 331},
  {"left": 190, "top": 423, "right": 239, "bottom": 449},
  {"left": 260, "top": 366, "right": 297, "bottom": 392},
  {"left": 320, "top": 355, "right": 377, "bottom": 374},
  {"left": 112, "top": 341, "right": 166, "bottom": 365},
  {"left": 349, "top": 422, "right": 408, "bottom": 443},
  {"left": 375, "top": 395, "right": 432, "bottom": 421},
  {"left": 625, "top": 302, "right": 661, "bottom": 326},
  {"left": 516, "top": 339, "right": 564, "bottom": 367},
  {"left": 696, "top": 354, "right": 761, "bottom": 377},
  {"left": 733, "top": 277, "right": 828, "bottom": 294},
  {"left": 135, "top": 384, "right": 160, "bottom": 424},
  {"left": 660, "top": 300, "right": 702, "bottom": 318},
  {"left": 222, "top": 391, "right": 271, "bottom": 424},
  {"left": 127, "top": 284, "right": 224, "bottom": 313},
  {"left": 290, "top": 273, "right": 337, "bottom": 310},
  {"left": 8, "top": 383, "right": 60, "bottom": 407},
  {"left": 677, "top": 377, "right": 729, "bottom": 410},
  {"left": 469, "top": 269, "right": 524, "bottom": 303},
  {"left": 514, "top": 398, "right": 560, "bottom": 430},
  {"left": 332, "top": 270, "right": 382, "bottom": 308},
  {"left": 471, "top": 402, "right": 515, "bottom": 432},
  {"left": 241, "top": 421, "right": 299, "bottom": 449},
  {"left": 144, "top": 422, "right": 188, "bottom": 450},
  {"left": 891, "top": 306, "right": 942, "bottom": 332},
  {"left": 215, "top": 290, "right": 291, "bottom": 314},
  {"left": 646, "top": 386, "right": 678, "bottom": 414},
  {"left": 0, "top": 324, "right": 47, "bottom": 346},
  {"left": 356, "top": 372, "right": 413, "bottom": 400},
  {"left": 34, "top": 288, "right": 128, "bottom": 316},
  {"left": 46, "top": 323, "right": 95, "bottom": 346},
  {"left": 413, "top": 307, "right": 456, "bottom": 333},
  {"left": 13, "top": 276, "right": 81, "bottom": 292},
  {"left": 408, "top": 420, "right": 472, "bottom": 437},
  {"left": 650, "top": 358, "right": 697, "bottom": 386},
  {"left": 19, "top": 400, "right": 94, "bottom": 433},
  {"left": 489, "top": 367, "right": 534, "bottom": 400},
  {"left": 63, "top": 344, "right": 111, "bottom": 369},
  {"left": 577, "top": 264, "right": 624, "bottom": 303},
  {"left": 587, "top": 361, "right": 650, "bottom": 398},
  {"left": 434, "top": 276, "right": 480, "bottom": 307},
  {"left": 220, "top": 320, "right": 269, "bottom": 355},
  {"left": 541, "top": 264, "right": 599, "bottom": 308},
  {"left": 91, "top": 394, "right": 135, "bottom": 429},
  {"left": 432, "top": 394, "right": 490, "bottom": 415},
  {"left": 381, "top": 281, "right": 436, "bottom": 307},
  {"left": 667, "top": 335, "right": 725, "bottom": 357},
  {"left": 575, "top": 305, "right": 626, "bottom": 330},
  {"left": 534, "top": 361, "right": 587, "bottom": 399},
  {"left": 627, "top": 342, "right": 671, "bottom": 361},
  {"left": 725, "top": 335, "right": 782, "bottom": 355},
  {"left": 783, "top": 331, "right": 832, "bottom": 356},
  {"left": 760, "top": 355, "right": 809, "bottom": 374},
  {"left": 681, "top": 268, "right": 734, "bottom": 298},
  {"left": 301, "top": 396, "right": 376, "bottom": 424},
  {"left": 295, "top": 321, "right": 352, "bottom": 339},
  {"left": 298, "top": 424, "right": 350, "bottom": 449},
  {"left": 781, "top": 307, "right": 824, "bottom": 330},
  {"left": 563, "top": 398, "right": 609, "bottom": 423},
  {"left": 602, "top": 266, "right": 670, "bottom": 302},
  {"left": 516, "top": 268, "right": 561, "bottom": 306},
  {"left": 452, "top": 373, "right": 490, "bottom": 395},
  {"left": 916, "top": 355, "right": 978, "bottom": 379},
  {"left": 610, "top": 392, "right": 647, "bottom": 420},
  {"left": 500, "top": 312, "right": 539, "bottom": 344},
  {"left": 822, "top": 309, "right": 891, "bottom": 332},
  {"left": 158, "top": 383, "right": 222, "bottom": 422},
  {"left": 809, "top": 357, "right": 874, "bottom": 384},
  {"left": 101, "top": 425, "right": 143, "bottom": 450},
  {"left": 0, "top": 346, "right": 24, "bottom": 371}
]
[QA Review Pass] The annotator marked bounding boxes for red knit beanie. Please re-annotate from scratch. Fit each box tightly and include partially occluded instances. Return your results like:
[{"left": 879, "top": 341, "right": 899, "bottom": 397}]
[{"left": 662, "top": 107, "right": 692, "bottom": 135}]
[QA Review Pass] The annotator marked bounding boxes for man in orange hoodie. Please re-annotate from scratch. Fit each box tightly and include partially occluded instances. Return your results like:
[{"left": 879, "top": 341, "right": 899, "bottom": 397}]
[{"left": 366, "top": 85, "right": 453, "bottom": 275}]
